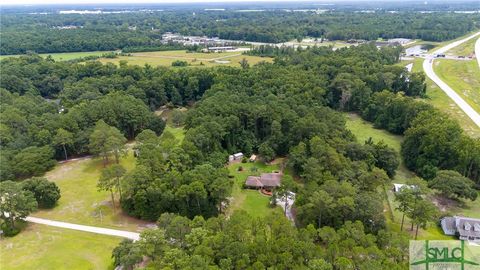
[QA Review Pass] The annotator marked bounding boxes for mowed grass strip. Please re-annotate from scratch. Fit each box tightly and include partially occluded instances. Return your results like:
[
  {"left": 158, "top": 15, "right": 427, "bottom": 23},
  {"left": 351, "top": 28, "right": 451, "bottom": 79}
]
[
  {"left": 33, "top": 151, "right": 150, "bottom": 231},
  {"left": 445, "top": 36, "right": 477, "bottom": 56},
  {"left": 0, "top": 223, "right": 120, "bottom": 270},
  {"left": 412, "top": 58, "right": 480, "bottom": 138},
  {"left": 434, "top": 59, "right": 480, "bottom": 113}
]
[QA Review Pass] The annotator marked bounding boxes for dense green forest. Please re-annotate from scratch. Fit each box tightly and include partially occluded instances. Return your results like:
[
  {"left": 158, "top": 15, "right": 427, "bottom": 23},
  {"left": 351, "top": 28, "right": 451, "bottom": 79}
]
[
  {"left": 1, "top": 39, "right": 479, "bottom": 268},
  {"left": 1, "top": 10, "right": 478, "bottom": 54}
]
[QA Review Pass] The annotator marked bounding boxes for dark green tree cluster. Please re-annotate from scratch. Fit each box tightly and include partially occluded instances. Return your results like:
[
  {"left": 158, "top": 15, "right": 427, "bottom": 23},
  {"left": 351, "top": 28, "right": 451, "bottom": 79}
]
[
  {"left": 269, "top": 44, "right": 479, "bottom": 186},
  {"left": 120, "top": 130, "right": 232, "bottom": 220},
  {"left": 0, "top": 55, "right": 219, "bottom": 180},
  {"left": 1, "top": 10, "right": 476, "bottom": 54},
  {"left": 112, "top": 212, "right": 409, "bottom": 270},
  {"left": 402, "top": 111, "right": 480, "bottom": 183},
  {"left": 21, "top": 177, "right": 61, "bottom": 209},
  {"left": 428, "top": 170, "right": 477, "bottom": 201},
  {"left": 0, "top": 177, "right": 60, "bottom": 235}
]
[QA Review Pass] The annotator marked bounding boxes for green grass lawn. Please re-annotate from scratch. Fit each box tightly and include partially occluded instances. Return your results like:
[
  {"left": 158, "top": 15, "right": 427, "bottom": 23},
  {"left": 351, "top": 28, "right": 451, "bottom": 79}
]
[
  {"left": 99, "top": 50, "right": 272, "bottom": 68},
  {"left": 33, "top": 151, "right": 150, "bottom": 231},
  {"left": 0, "top": 223, "right": 120, "bottom": 270},
  {"left": 345, "top": 113, "right": 415, "bottom": 181},
  {"left": 0, "top": 51, "right": 113, "bottom": 61},
  {"left": 226, "top": 161, "right": 283, "bottom": 218},
  {"left": 445, "top": 36, "right": 477, "bottom": 56},
  {"left": 411, "top": 58, "right": 480, "bottom": 138},
  {"left": 163, "top": 125, "right": 186, "bottom": 144},
  {"left": 434, "top": 59, "right": 480, "bottom": 113}
]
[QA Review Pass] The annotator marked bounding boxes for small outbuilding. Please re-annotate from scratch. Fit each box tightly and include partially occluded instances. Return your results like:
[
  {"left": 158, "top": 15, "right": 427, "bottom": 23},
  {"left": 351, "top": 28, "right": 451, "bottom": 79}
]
[
  {"left": 392, "top": 183, "right": 417, "bottom": 193},
  {"left": 229, "top": 152, "right": 244, "bottom": 162}
]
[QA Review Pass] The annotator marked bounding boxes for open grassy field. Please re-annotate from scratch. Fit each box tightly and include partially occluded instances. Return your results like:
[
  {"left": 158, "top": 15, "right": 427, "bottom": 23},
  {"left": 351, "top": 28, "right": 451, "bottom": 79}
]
[
  {"left": 434, "top": 59, "right": 480, "bottom": 113},
  {"left": 99, "top": 50, "right": 272, "bottom": 68},
  {"left": 0, "top": 223, "right": 120, "bottom": 270},
  {"left": 345, "top": 113, "right": 414, "bottom": 181},
  {"left": 32, "top": 151, "right": 151, "bottom": 231},
  {"left": 226, "top": 160, "right": 283, "bottom": 218},
  {"left": 0, "top": 51, "right": 112, "bottom": 61},
  {"left": 411, "top": 58, "right": 480, "bottom": 138}
]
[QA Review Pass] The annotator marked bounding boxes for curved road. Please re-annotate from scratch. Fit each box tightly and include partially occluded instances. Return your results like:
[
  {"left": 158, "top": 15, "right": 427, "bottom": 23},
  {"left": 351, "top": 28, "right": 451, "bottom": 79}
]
[
  {"left": 423, "top": 32, "right": 480, "bottom": 128},
  {"left": 26, "top": 216, "right": 140, "bottom": 241}
]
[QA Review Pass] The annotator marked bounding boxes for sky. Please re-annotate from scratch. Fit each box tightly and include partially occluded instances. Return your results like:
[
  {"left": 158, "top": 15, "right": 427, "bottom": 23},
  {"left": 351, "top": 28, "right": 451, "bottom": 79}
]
[{"left": 0, "top": 0, "right": 382, "bottom": 6}]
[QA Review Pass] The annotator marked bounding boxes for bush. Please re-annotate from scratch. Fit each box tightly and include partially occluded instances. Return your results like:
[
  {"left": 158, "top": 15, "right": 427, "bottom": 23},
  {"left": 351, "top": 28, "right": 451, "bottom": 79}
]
[
  {"left": 241, "top": 157, "right": 248, "bottom": 163},
  {"left": 171, "top": 60, "right": 189, "bottom": 67},
  {"left": 1, "top": 222, "right": 21, "bottom": 237},
  {"left": 22, "top": 177, "right": 61, "bottom": 208}
]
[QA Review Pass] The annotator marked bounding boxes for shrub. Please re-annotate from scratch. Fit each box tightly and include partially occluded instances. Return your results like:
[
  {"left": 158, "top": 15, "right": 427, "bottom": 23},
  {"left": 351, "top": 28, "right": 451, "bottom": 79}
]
[
  {"left": 22, "top": 177, "right": 61, "bottom": 208},
  {"left": 171, "top": 60, "right": 188, "bottom": 67}
]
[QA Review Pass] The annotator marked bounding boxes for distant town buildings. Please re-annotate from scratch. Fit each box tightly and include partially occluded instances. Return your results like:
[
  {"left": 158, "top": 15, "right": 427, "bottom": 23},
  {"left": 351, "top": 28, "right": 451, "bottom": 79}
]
[
  {"left": 161, "top": 32, "right": 242, "bottom": 48},
  {"left": 387, "top": 38, "right": 412, "bottom": 45},
  {"left": 441, "top": 216, "right": 480, "bottom": 243}
]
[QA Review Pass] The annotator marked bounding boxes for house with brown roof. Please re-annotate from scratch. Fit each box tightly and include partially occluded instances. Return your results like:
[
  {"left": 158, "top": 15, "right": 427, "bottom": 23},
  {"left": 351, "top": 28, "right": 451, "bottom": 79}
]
[{"left": 245, "top": 173, "right": 282, "bottom": 190}]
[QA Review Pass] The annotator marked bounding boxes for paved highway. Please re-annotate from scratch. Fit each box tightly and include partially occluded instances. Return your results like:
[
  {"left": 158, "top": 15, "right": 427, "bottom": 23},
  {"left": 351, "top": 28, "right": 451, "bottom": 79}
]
[{"left": 422, "top": 31, "right": 480, "bottom": 128}]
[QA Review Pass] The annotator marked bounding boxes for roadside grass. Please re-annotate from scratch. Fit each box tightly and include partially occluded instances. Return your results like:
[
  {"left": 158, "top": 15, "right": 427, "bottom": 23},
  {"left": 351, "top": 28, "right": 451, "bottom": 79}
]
[
  {"left": 99, "top": 50, "right": 272, "bottom": 68},
  {"left": 226, "top": 161, "right": 283, "bottom": 218},
  {"left": 434, "top": 59, "right": 480, "bottom": 113},
  {"left": 445, "top": 36, "right": 477, "bottom": 56},
  {"left": 424, "top": 31, "right": 480, "bottom": 54},
  {"left": 0, "top": 51, "right": 113, "bottom": 61},
  {"left": 33, "top": 151, "right": 150, "bottom": 231},
  {"left": 0, "top": 223, "right": 119, "bottom": 270},
  {"left": 412, "top": 58, "right": 480, "bottom": 138}
]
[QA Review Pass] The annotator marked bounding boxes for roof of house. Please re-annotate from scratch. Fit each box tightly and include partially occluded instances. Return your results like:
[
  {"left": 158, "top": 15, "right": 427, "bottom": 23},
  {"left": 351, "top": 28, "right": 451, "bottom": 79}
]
[
  {"left": 245, "top": 176, "right": 263, "bottom": 187},
  {"left": 233, "top": 152, "right": 244, "bottom": 158},
  {"left": 245, "top": 173, "right": 282, "bottom": 188},
  {"left": 455, "top": 217, "right": 480, "bottom": 238},
  {"left": 441, "top": 216, "right": 480, "bottom": 239}
]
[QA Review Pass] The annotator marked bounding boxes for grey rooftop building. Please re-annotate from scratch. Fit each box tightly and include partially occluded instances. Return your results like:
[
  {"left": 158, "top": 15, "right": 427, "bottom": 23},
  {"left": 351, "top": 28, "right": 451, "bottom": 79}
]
[{"left": 441, "top": 216, "right": 480, "bottom": 242}]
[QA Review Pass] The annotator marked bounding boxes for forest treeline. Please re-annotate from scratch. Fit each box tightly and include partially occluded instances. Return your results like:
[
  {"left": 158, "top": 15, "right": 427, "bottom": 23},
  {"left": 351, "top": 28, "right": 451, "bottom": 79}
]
[
  {"left": 0, "top": 55, "right": 215, "bottom": 180},
  {"left": 1, "top": 42, "right": 480, "bottom": 268},
  {"left": 1, "top": 11, "right": 478, "bottom": 54}
]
